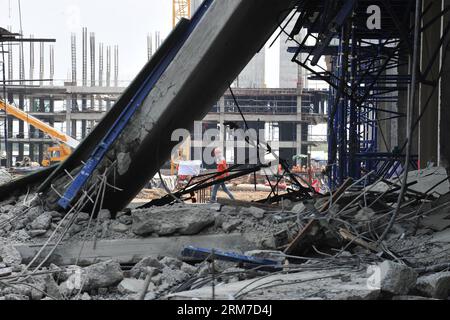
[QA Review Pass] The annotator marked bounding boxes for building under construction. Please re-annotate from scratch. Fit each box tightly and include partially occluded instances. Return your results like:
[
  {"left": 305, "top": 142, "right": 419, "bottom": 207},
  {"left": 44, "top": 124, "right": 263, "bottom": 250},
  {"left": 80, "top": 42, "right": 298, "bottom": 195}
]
[{"left": 0, "top": 0, "right": 450, "bottom": 303}]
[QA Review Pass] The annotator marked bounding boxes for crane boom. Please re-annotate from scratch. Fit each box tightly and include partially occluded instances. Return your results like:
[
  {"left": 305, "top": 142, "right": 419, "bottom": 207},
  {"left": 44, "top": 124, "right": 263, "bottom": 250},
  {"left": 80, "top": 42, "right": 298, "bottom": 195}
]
[{"left": 0, "top": 100, "right": 79, "bottom": 149}]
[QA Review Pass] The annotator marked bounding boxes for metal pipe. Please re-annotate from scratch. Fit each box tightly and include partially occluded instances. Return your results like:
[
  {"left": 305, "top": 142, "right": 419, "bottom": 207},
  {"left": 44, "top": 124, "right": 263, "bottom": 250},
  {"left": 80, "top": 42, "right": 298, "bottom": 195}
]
[
  {"left": 39, "top": 42, "right": 44, "bottom": 86},
  {"left": 29, "top": 34, "right": 34, "bottom": 85},
  {"left": 71, "top": 33, "right": 77, "bottom": 84},
  {"left": 114, "top": 45, "right": 119, "bottom": 87},
  {"left": 49, "top": 45, "right": 54, "bottom": 85},
  {"left": 90, "top": 32, "right": 96, "bottom": 87}
]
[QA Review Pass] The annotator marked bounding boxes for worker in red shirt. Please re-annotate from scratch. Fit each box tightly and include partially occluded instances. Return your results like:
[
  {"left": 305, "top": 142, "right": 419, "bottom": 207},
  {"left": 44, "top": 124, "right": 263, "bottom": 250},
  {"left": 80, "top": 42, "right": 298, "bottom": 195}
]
[{"left": 210, "top": 148, "right": 235, "bottom": 203}]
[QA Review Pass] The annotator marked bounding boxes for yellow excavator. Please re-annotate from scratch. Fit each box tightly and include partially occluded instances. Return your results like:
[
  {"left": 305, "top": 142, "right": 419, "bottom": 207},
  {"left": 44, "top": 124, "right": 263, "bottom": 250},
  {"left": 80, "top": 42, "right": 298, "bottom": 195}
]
[{"left": 0, "top": 99, "right": 80, "bottom": 167}]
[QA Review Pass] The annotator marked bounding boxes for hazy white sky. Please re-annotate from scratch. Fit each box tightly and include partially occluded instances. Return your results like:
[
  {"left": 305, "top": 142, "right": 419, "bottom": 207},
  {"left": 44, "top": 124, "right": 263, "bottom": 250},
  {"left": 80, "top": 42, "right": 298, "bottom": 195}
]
[{"left": 1, "top": 0, "right": 280, "bottom": 86}]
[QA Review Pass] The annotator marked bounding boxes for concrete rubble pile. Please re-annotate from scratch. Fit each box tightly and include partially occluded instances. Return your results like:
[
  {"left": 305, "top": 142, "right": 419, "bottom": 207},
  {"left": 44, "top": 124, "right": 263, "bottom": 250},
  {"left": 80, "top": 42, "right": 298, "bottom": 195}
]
[{"left": 0, "top": 167, "right": 450, "bottom": 300}]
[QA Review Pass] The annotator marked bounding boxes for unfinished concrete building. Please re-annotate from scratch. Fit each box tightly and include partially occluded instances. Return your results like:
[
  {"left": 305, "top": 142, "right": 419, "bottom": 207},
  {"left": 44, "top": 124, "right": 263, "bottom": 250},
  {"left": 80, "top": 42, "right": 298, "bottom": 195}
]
[{"left": 0, "top": 0, "right": 450, "bottom": 303}]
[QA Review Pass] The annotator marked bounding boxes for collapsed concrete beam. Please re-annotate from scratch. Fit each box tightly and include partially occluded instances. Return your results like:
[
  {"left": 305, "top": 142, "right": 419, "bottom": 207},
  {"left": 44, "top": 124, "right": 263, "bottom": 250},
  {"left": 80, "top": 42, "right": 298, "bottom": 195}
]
[
  {"left": 166, "top": 268, "right": 381, "bottom": 300},
  {"left": 41, "top": 0, "right": 297, "bottom": 214},
  {"left": 15, "top": 233, "right": 260, "bottom": 267}
]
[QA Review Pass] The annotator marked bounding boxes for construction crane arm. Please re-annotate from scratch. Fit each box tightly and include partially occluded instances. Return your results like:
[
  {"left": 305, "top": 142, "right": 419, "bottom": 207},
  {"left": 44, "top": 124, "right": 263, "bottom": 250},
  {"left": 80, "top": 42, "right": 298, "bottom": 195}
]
[{"left": 0, "top": 100, "right": 79, "bottom": 149}]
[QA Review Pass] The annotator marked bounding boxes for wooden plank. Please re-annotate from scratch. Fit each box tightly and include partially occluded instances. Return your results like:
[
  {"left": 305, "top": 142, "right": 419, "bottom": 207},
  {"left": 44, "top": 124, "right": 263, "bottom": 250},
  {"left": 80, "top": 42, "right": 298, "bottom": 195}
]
[
  {"left": 319, "top": 178, "right": 354, "bottom": 212},
  {"left": 338, "top": 228, "right": 381, "bottom": 253}
]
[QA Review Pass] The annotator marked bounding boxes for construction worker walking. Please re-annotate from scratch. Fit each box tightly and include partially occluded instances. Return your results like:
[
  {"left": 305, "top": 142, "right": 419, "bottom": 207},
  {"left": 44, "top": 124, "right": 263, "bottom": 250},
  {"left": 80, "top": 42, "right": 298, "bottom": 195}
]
[{"left": 210, "top": 148, "right": 235, "bottom": 203}]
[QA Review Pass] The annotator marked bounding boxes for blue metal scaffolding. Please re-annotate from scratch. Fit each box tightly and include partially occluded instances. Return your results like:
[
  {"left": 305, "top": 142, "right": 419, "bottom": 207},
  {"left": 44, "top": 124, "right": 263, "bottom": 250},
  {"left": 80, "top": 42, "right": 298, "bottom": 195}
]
[{"left": 286, "top": 0, "right": 443, "bottom": 188}]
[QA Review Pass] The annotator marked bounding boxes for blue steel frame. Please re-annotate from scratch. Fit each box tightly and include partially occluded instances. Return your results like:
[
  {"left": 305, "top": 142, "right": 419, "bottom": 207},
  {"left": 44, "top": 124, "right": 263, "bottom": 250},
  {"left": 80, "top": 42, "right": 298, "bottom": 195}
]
[
  {"left": 289, "top": 0, "right": 422, "bottom": 189},
  {"left": 58, "top": 0, "right": 214, "bottom": 209}
]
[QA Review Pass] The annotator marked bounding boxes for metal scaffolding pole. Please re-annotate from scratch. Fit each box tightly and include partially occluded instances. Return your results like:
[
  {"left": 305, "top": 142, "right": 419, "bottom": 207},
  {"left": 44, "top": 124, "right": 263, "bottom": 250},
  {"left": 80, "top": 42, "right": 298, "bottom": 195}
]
[
  {"left": 114, "top": 45, "right": 119, "bottom": 87},
  {"left": 7, "top": 41, "right": 13, "bottom": 81},
  {"left": 71, "top": 33, "right": 77, "bottom": 84},
  {"left": 106, "top": 45, "right": 111, "bottom": 110},
  {"left": 49, "top": 45, "right": 54, "bottom": 85},
  {"left": 147, "top": 33, "right": 153, "bottom": 61},
  {"left": 29, "top": 34, "right": 34, "bottom": 85},
  {"left": 90, "top": 32, "right": 96, "bottom": 87},
  {"left": 99, "top": 43, "right": 104, "bottom": 87},
  {"left": 39, "top": 42, "right": 44, "bottom": 86},
  {"left": 82, "top": 27, "right": 88, "bottom": 137},
  {"left": 82, "top": 27, "right": 87, "bottom": 87},
  {"left": 19, "top": 42, "right": 24, "bottom": 85},
  {"left": 106, "top": 46, "right": 111, "bottom": 87}
]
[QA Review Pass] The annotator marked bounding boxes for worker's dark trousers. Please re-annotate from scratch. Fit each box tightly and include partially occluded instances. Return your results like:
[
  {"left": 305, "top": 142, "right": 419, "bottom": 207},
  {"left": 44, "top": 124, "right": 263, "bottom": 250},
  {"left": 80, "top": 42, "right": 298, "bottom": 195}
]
[{"left": 210, "top": 183, "right": 235, "bottom": 202}]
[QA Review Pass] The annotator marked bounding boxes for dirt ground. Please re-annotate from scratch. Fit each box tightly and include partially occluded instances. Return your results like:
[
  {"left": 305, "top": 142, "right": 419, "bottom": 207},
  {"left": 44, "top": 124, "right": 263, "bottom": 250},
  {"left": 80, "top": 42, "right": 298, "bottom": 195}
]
[{"left": 216, "top": 190, "right": 270, "bottom": 202}]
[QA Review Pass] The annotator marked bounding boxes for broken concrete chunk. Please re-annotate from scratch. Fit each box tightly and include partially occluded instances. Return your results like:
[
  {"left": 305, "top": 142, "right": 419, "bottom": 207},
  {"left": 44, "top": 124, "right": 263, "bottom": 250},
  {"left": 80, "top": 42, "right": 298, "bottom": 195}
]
[
  {"left": 222, "top": 219, "right": 241, "bottom": 233},
  {"left": 110, "top": 222, "right": 130, "bottom": 233},
  {"left": 144, "top": 291, "right": 156, "bottom": 300},
  {"left": 118, "top": 215, "right": 132, "bottom": 225},
  {"left": 141, "top": 267, "right": 160, "bottom": 279},
  {"left": 247, "top": 206, "right": 265, "bottom": 219},
  {"left": 27, "top": 229, "right": 48, "bottom": 238},
  {"left": 98, "top": 209, "right": 112, "bottom": 222},
  {"left": 118, "top": 278, "right": 146, "bottom": 294},
  {"left": 129, "top": 256, "right": 164, "bottom": 279},
  {"left": 0, "top": 204, "right": 14, "bottom": 213},
  {"left": 179, "top": 215, "right": 215, "bottom": 235},
  {"left": 75, "top": 212, "right": 91, "bottom": 224},
  {"left": 292, "top": 203, "right": 306, "bottom": 214},
  {"left": 27, "top": 276, "right": 47, "bottom": 300},
  {"left": 355, "top": 207, "right": 376, "bottom": 222},
  {"left": 244, "top": 250, "right": 285, "bottom": 264},
  {"left": 180, "top": 263, "right": 197, "bottom": 275},
  {"left": 0, "top": 267, "right": 12, "bottom": 277},
  {"left": 29, "top": 212, "right": 52, "bottom": 230},
  {"left": 2, "top": 293, "right": 29, "bottom": 301},
  {"left": 157, "top": 224, "right": 178, "bottom": 236},
  {"left": 159, "top": 267, "right": 189, "bottom": 287},
  {"left": 415, "top": 271, "right": 450, "bottom": 299},
  {"left": 210, "top": 203, "right": 222, "bottom": 212},
  {"left": 420, "top": 211, "right": 450, "bottom": 232},
  {"left": 56, "top": 265, "right": 82, "bottom": 283},
  {"left": 98, "top": 287, "right": 108, "bottom": 295},
  {"left": 160, "top": 256, "right": 183, "bottom": 270},
  {"left": 69, "top": 224, "right": 83, "bottom": 236},
  {"left": 82, "top": 260, "right": 123, "bottom": 291},
  {"left": 79, "top": 292, "right": 91, "bottom": 300},
  {"left": 0, "top": 168, "right": 13, "bottom": 185},
  {"left": 60, "top": 260, "right": 123, "bottom": 296},
  {"left": 0, "top": 243, "right": 22, "bottom": 267},
  {"left": 132, "top": 208, "right": 215, "bottom": 237},
  {"left": 392, "top": 295, "right": 439, "bottom": 300},
  {"left": 43, "top": 274, "right": 63, "bottom": 300},
  {"left": 8, "top": 229, "right": 30, "bottom": 242},
  {"left": 367, "top": 261, "right": 417, "bottom": 295}
]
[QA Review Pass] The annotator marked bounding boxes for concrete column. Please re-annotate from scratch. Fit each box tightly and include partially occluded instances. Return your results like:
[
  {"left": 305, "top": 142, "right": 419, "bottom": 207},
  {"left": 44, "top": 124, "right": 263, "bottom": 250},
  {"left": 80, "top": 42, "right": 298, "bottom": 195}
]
[
  {"left": 418, "top": 0, "right": 441, "bottom": 167},
  {"left": 440, "top": 0, "right": 450, "bottom": 171}
]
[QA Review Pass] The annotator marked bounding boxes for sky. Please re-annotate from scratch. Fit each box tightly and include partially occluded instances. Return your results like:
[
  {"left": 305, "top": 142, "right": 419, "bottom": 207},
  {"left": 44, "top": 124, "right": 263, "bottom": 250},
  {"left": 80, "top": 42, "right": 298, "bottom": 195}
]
[{"left": 1, "top": 0, "right": 281, "bottom": 86}]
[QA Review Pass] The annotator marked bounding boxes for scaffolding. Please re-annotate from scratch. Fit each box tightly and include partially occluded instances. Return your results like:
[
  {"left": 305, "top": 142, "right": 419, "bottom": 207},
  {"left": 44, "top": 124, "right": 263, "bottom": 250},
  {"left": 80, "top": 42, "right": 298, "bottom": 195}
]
[{"left": 288, "top": 0, "right": 450, "bottom": 188}]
